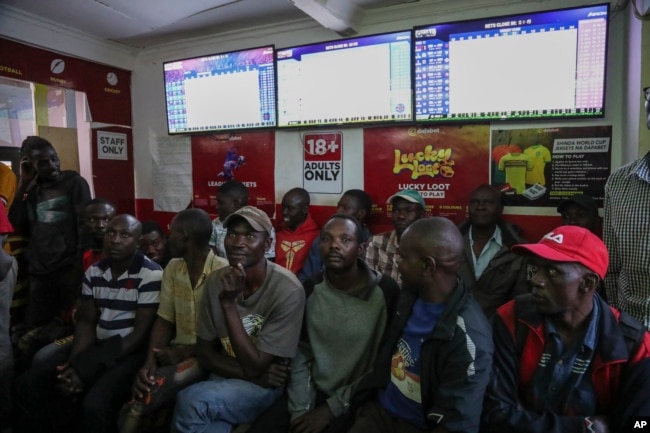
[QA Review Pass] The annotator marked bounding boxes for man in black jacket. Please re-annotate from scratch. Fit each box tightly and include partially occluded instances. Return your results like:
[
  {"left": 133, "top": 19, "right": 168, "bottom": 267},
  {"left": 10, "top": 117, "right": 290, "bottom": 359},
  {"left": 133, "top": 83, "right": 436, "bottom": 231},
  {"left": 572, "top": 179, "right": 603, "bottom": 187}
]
[
  {"left": 349, "top": 217, "right": 493, "bottom": 433},
  {"left": 482, "top": 225, "right": 650, "bottom": 433},
  {"left": 9, "top": 136, "right": 91, "bottom": 332},
  {"left": 457, "top": 184, "right": 528, "bottom": 318}
]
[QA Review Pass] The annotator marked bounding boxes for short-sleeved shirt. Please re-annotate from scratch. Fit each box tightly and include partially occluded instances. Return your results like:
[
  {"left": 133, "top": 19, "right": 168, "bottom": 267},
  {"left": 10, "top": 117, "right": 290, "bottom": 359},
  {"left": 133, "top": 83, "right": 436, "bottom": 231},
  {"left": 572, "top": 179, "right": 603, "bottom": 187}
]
[
  {"left": 523, "top": 144, "right": 552, "bottom": 186},
  {"left": 157, "top": 251, "right": 228, "bottom": 346},
  {"left": 81, "top": 251, "right": 162, "bottom": 340},
  {"left": 0, "top": 163, "right": 16, "bottom": 208},
  {"left": 498, "top": 153, "right": 534, "bottom": 194},
  {"left": 197, "top": 260, "right": 305, "bottom": 359}
]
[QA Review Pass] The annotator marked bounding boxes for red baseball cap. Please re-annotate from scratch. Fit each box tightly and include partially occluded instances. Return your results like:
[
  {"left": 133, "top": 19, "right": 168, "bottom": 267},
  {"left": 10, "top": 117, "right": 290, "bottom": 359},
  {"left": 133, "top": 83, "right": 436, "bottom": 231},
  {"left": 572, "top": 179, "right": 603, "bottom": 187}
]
[{"left": 511, "top": 225, "right": 608, "bottom": 279}]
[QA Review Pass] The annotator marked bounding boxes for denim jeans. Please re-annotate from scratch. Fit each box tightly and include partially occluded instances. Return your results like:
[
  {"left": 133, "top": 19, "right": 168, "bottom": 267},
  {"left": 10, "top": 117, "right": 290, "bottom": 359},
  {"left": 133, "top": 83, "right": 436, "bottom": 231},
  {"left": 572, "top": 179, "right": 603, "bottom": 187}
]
[{"left": 171, "top": 374, "right": 282, "bottom": 433}]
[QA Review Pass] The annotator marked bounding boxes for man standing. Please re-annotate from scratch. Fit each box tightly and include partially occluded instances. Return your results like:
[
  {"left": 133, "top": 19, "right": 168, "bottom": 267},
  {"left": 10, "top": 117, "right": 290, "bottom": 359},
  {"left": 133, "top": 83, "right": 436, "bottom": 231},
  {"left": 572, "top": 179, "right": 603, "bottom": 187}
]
[
  {"left": 14, "top": 214, "right": 163, "bottom": 433},
  {"left": 362, "top": 190, "right": 425, "bottom": 287},
  {"left": 603, "top": 85, "right": 650, "bottom": 328},
  {"left": 457, "top": 184, "right": 528, "bottom": 317},
  {"left": 298, "top": 189, "right": 373, "bottom": 282},
  {"left": 121, "top": 209, "right": 228, "bottom": 433},
  {"left": 14, "top": 198, "right": 116, "bottom": 368},
  {"left": 9, "top": 136, "right": 91, "bottom": 331},
  {"left": 275, "top": 187, "right": 319, "bottom": 275},
  {"left": 172, "top": 206, "right": 305, "bottom": 433},
  {"left": 349, "top": 217, "right": 493, "bottom": 433},
  {"left": 482, "top": 225, "right": 650, "bottom": 432}
]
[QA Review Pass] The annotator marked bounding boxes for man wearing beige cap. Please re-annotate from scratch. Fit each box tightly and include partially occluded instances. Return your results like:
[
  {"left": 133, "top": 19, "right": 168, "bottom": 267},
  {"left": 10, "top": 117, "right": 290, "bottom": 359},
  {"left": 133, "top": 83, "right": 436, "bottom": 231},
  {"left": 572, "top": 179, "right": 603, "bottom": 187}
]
[
  {"left": 172, "top": 206, "right": 305, "bottom": 433},
  {"left": 482, "top": 225, "right": 650, "bottom": 433},
  {"left": 362, "top": 190, "right": 425, "bottom": 287}
]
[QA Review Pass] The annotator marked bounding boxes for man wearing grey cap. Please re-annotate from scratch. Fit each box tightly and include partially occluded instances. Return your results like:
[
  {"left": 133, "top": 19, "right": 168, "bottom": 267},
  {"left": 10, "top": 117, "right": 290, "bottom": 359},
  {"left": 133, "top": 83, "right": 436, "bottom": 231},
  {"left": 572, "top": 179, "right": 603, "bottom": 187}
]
[
  {"left": 362, "top": 190, "right": 425, "bottom": 287},
  {"left": 172, "top": 206, "right": 306, "bottom": 433}
]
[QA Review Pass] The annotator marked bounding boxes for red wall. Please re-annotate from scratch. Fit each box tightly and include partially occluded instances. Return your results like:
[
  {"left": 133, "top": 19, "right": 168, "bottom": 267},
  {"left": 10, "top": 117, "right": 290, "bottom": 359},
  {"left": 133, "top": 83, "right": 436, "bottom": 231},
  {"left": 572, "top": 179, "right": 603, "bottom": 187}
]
[{"left": 135, "top": 198, "right": 591, "bottom": 243}]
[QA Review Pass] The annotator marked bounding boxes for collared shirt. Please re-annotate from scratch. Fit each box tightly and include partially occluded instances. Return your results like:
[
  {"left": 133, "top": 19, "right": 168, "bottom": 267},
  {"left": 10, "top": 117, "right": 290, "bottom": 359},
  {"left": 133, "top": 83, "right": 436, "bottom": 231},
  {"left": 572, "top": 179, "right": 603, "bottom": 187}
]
[
  {"left": 157, "top": 250, "right": 228, "bottom": 346},
  {"left": 82, "top": 251, "right": 162, "bottom": 340},
  {"left": 604, "top": 151, "right": 650, "bottom": 328},
  {"left": 209, "top": 217, "right": 276, "bottom": 260},
  {"left": 530, "top": 300, "right": 599, "bottom": 415},
  {"left": 362, "top": 230, "right": 401, "bottom": 287},
  {"left": 469, "top": 225, "right": 503, "bottom": 280}
]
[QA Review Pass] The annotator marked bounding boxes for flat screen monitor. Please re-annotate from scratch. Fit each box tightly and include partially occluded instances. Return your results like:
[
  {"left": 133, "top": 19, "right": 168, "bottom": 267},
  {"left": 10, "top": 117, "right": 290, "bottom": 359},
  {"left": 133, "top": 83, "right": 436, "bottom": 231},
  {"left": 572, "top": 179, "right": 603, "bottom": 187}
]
[
  {"left": 277, "top": 31, "right": 413, "bottom": 128},
  {"left": 163, "top": 45, "right": 277, "bottom": 134},
  {"left": 413, "top": 3, "right": 609, "bottom": 123}
]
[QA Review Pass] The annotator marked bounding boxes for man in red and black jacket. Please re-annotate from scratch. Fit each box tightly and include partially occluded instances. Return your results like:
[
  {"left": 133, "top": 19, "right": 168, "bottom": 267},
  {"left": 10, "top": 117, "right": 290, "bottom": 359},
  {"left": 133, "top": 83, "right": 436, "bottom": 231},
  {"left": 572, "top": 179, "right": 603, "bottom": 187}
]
[{"left": 482, "top": 225, "right": 650, "bottom": 433}]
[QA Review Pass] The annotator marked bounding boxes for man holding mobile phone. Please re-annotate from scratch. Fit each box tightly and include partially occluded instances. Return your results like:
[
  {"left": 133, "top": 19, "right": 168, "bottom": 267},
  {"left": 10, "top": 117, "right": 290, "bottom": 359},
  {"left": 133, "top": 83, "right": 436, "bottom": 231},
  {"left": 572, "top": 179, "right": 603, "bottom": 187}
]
[{"left": 9, "top": 136, "right": 91, "bottom": 338}]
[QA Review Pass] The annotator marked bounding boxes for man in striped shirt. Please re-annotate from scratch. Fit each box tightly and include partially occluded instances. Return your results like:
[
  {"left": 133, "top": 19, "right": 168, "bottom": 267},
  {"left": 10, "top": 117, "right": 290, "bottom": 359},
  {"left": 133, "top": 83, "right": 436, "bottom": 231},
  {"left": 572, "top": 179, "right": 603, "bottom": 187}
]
[{"left": 14, "top": 214, "right": 163, "bottom": 433}]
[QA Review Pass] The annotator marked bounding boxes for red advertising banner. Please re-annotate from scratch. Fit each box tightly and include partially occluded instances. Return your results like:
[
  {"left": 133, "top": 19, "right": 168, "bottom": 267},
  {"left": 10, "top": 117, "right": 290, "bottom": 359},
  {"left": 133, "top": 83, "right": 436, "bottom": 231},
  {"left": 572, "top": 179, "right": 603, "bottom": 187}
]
[
  {"left": 364, "top": 125, "right": 490, "bottom": 228},
  {"left": 191, "top": 132, "right": 275, "bottom": 218},
  {"left": 303, "top": 131, "right": 343, "bottom": 194},
  {"left": 0, "top": 38, "right": 132, "bottom": 126}
]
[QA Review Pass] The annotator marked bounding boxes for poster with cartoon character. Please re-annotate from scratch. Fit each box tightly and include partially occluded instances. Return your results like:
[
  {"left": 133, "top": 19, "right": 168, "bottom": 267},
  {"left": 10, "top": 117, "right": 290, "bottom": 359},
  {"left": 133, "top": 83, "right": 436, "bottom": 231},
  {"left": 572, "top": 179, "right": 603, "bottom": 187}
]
[{"left": 192, "top": 132, "right": 275, "bottom": 218}]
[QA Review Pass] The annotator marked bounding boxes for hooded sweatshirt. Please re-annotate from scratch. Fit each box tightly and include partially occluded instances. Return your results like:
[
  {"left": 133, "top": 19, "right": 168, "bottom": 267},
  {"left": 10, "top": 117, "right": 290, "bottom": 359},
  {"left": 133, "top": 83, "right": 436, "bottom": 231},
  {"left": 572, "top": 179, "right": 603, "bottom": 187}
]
[{"left": 275, "top": 213, "right": 319, "bottom": 275}]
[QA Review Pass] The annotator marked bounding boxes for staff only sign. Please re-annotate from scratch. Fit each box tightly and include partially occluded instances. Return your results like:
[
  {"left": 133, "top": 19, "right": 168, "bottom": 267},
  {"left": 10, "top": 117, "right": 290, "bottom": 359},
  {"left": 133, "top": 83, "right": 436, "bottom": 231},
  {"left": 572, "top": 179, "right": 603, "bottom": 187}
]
[
  {"left": 303, "top": 132, "right": 343, "bottom": 194},
  {"left": 97, "top": 131, "right": 128, "bottom": 160}
]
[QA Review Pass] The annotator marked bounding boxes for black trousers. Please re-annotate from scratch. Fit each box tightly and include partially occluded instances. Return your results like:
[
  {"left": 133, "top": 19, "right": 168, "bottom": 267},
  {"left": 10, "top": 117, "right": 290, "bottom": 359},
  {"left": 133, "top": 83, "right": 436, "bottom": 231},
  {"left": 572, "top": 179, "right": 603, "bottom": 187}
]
[{"left": 13, "top": 343, "right": 145, "bottom": 433}]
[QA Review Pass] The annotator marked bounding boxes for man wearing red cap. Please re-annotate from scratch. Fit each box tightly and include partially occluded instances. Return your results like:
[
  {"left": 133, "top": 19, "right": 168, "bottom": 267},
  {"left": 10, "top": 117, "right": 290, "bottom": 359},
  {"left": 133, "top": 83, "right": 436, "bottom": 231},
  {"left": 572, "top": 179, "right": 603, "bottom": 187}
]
[{"left": 482, "top": 225, "right": 650, "bottom": 433}]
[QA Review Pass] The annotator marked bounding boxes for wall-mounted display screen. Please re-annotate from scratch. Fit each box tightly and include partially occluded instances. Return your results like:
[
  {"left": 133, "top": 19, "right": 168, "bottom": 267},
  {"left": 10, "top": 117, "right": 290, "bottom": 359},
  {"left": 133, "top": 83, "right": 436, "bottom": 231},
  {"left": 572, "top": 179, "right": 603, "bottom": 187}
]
[
  {"left": 163, "top": 45, "right": 276, "bottom": 134},
  {"left": 276, "top": 31, "right": 412, "bottom": 128},
  {"left": 413, "top": 3, "right": 609, "bottom": 123}
]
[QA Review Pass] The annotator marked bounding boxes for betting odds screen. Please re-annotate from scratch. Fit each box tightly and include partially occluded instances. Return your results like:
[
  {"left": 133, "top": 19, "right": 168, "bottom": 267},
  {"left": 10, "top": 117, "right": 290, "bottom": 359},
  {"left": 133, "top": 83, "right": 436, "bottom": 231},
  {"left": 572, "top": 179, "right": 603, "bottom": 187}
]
[
  {"left": 164, "top": 45, "right": 276, "bottom": 134},
  {"left": 277, "top": 31, "right": 413, "bottom": 128},
  {"left": 413, "top": 3, "right": 609, "bottom": 122}
]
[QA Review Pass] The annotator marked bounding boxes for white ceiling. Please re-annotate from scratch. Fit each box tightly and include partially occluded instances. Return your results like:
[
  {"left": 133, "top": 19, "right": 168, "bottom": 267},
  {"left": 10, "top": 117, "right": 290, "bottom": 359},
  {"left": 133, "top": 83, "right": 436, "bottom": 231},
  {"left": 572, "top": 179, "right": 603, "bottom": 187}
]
[{"left": 0, "top": 0, "right": 424, "bottom": 48}]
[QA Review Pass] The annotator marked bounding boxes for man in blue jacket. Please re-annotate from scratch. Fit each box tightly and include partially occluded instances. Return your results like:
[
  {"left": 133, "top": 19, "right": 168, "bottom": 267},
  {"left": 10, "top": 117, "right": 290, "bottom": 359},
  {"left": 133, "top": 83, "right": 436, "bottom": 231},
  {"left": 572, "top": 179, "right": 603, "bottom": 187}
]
[{"left": 348, "top": 217, "right": 493, "bottom": 433}]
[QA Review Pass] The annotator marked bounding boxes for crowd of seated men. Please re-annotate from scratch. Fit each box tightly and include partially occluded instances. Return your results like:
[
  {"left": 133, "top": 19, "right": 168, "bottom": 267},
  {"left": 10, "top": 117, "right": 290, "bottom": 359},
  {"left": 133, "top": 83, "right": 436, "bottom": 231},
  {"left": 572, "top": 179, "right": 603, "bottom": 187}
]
[{"left": 1, "top": 129, "right": 650, "bottom": 433}]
